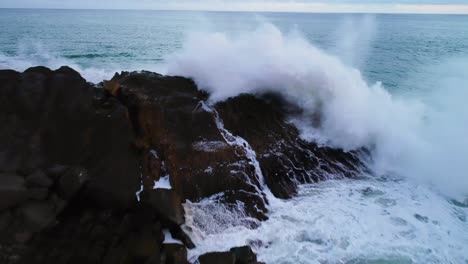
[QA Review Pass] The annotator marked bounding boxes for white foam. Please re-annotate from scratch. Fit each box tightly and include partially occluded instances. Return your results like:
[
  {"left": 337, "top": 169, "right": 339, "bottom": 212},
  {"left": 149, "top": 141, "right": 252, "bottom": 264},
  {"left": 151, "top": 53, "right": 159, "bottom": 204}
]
[
  {"left": 163, "top": 229, "right": 183, "bottom": 245},
  {"left": 165, "top": 23, "right": 468, "bottom": 197},
  {"left": 184, "top": 178, "right": 468, "bottom": 263},
  {"left": 153, "top": 175, "right": 172, "bottom": 190}
]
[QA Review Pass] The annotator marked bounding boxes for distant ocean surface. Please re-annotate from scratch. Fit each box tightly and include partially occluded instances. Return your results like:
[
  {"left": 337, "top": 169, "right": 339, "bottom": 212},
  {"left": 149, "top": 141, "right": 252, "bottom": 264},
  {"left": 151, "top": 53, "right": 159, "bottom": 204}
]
[{"left": 1, "top": 9, "right": 468, "bottom": 264}]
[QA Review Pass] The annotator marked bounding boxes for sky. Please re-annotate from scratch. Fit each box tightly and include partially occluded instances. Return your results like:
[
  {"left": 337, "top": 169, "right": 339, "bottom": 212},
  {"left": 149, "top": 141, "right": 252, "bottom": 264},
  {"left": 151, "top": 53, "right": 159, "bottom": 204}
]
[{"left": 1, "top": 0, "right": 468, "bottom": 14}]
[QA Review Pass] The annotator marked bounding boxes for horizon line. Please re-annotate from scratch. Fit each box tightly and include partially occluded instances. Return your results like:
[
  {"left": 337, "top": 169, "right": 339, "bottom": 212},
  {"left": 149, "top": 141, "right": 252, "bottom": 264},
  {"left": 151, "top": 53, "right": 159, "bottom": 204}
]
[{"left": 1, "top": 4, "right": 468, "bottom": 15}]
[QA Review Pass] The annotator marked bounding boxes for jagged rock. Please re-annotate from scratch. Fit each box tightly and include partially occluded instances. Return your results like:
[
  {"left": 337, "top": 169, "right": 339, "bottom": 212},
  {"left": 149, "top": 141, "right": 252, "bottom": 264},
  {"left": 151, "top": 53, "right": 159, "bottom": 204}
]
[
  {"left": 27, "top": 187, "right": 49, "bottom": 200},
  {"left": 141, "top": 189, "right": 185, "bottom": 227},
  {"left": 0, "top": 211, "right": 12, "bottom": 231},
  {"left": 113, "top": 71, "right": 268, "bottom": 219},
  {"left": 161, "top": 243, "right": 188, "bottom": 264},
  {"left": 171, "top": 226, "right": 195, "bottom": 249},
  {"left": 25, "top": 170, "right": 53, "bottom": 188},
  {"left": 0, "top": 67, "right": 140, "bottom": 209},
  {"left": 198, "top": 251, "right": 236, "bottom": 264},
  {"left": 45, "top": 164, "right": 68, "bottom": 180},
  {"left": 216, "top": 94, "right": 365, "bottom": 199},
  {"left": 230, "top": 246, "right": 257, "bottom": 264},
  {"left": 19, "top": 201, "right": 56, "bottom": 231},
  {"left": 0, "top": 173, "right": 27, "bottom": 210},
  {"left": 56, "top": 167, "right": 88, "bottom": 200}
]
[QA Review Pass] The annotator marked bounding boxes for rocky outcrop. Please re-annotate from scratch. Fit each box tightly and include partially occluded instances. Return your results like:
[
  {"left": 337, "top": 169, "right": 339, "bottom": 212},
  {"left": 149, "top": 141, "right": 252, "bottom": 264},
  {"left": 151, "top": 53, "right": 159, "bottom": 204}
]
[{"left": 0, "top": 66, "right": 366, "bottom": 264}]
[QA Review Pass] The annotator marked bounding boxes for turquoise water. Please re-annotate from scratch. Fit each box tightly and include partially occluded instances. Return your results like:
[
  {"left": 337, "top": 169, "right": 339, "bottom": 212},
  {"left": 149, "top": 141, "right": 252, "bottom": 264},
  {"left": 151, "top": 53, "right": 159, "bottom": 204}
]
[
  {"left": 1, "top": 9, "right": 468, "bottom": 90},
  {"left": 1, "top": 9, "right": 468, "bottom": 264}
]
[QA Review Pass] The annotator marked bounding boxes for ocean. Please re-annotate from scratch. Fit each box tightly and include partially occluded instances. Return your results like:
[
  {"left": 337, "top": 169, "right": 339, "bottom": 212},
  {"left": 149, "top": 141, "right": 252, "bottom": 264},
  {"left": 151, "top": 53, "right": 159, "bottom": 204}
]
[{"left": 1, "top": 9, "right": 468, "bottom": 264}]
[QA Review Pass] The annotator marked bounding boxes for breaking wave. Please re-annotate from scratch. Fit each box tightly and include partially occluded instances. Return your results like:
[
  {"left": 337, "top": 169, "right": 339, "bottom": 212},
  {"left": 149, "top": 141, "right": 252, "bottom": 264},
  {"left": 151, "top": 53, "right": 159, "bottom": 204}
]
[{"left": 165, "top": 22, "right": 468, "bottom": 197}]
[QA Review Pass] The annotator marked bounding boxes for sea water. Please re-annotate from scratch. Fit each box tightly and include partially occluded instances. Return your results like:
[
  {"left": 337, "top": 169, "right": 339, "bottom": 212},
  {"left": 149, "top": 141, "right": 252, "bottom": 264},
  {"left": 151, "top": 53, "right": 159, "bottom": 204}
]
[{"left": 1, "top": 9, "right": 468, "bottom": 263}]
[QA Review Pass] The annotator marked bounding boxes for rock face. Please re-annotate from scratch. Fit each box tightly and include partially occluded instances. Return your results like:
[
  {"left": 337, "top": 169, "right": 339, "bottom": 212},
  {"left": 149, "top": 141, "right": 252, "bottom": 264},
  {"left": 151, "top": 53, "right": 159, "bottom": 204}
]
[{"left": 0, "top": 67, "right": 366, "bottom": 263}]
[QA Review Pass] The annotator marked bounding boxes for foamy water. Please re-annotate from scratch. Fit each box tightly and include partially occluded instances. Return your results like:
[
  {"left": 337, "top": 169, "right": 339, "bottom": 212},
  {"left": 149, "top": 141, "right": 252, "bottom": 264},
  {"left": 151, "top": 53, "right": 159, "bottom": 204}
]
[
  {"left": 184, "top": 178, "right": 468, "bottom": 263},
  {"left": 1, "top": 10, "right": 468, "bottom": 263}
]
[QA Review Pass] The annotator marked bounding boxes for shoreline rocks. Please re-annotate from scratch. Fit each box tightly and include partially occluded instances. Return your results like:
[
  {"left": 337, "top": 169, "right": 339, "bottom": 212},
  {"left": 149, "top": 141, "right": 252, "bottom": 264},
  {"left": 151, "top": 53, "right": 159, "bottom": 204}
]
[{"left": 0, "top": 66, "right": 366, "bottom": 263}]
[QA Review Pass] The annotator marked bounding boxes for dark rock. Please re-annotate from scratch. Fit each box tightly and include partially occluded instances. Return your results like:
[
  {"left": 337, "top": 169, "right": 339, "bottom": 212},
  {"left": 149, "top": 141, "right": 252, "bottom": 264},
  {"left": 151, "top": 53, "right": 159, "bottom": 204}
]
[
  {"left": 230, "top": 246, "right": 257, "bottom": 264},
  {"left": 45, "top": 164, "right": 68, "bottom": 180},
  {"left": 25, "top": 170, "right": 53, "bottom": 188},
  {"left": 171, "top": 226, "right": 195, "bottom": 249},
  {"left": 0, "top": 66, "right": 140, "bottom": 209},
  {"left": 113, "top": 71, "right": 268, "bottom": 219},
  {"left": 56, "top": 167, "right": 88, "bottom": 200},
  {"left": 0, "top": 210, "right": 13, "bottom": 230},
  {"left": 161, "top": 243, "right": 188, "bottom": 264},
  {"left": 19, "top": 201, "right": 56, "bottom": 231},
  {"left": 27, "top": 187, "right": 49, "bottom": 200},
  {"left": 216, "top": 94, "right": 366, "bottom": 199},
  {"left": 14, "top": 230, "right": 33, "bottom": 243},
  {"left": 141, "top": 189, "right": 185, "bottom": 227},
  {"left": 128, "top": 233, "right": 160, "bottom": 262},
  {"left": 198, "top": 251, "right": 236, "bottom": 264},
  {"left": 0, "top": 173, "right": 27, "bottom": 210}
]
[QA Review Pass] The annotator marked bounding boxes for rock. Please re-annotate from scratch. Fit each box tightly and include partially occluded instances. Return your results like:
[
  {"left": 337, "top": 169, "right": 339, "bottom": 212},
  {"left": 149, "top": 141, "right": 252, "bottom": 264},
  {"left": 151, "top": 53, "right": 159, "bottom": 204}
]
[
  {"left": 216, "top": 93, "right": 366, "bottom": 199},
  {"left": 0, "top": 173, "right": 27, "bottom": 210},
  {"left": 128, "top": 233, "right": 160, "bottom": 261},
  {"left": 171, "top": 226, "right": 195, "bottom": 249},
  {"left": 230, "top": 246, "right": 257, "bottom": 264},
  {"left": 27, "top": 187, "right": 49, "bottom": 200},
  {"left": 0, "top": 66, "right": 140, "bottom": 209},
  {"left": 141, "top": 189, "right": 185, "bottom": 227},
  {"left": 0, "top": 210, "right": 12, "bottom": 230},
  {"left": 25, "top": 170, "right": 53, "bottom": 188},
  {"left": 161, "top": 243, "right": 188, "bottom": 264},
  {"left": 14, "top": 230, "right": 33, "bottom": 243},
  {"left": 45, "top": 164, "right": 68, "bottom": 180},
  {"left": 198, "top": 251, "right": 236, "bottom": 264},
  {"left": 113, "top": 71, "right": 268, "bottom": 220},
  {"left": 20, "top": 201, "right": 56, "bottom": 231},
  {"left": 56, "top": 167, "right": 88, "bottom": 200}
]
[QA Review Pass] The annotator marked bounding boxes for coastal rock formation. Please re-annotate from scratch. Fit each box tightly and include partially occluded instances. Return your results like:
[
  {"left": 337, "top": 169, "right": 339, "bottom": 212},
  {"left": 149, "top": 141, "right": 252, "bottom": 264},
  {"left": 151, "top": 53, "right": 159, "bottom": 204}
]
[{"left": 0, "top": 66, "right": 365, "bottom": 263}]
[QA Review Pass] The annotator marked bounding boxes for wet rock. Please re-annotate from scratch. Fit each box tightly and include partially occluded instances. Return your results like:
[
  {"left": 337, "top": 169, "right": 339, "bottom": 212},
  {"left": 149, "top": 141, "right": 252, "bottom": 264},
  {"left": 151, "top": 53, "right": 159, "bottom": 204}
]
[
  {"left": 20, "top": 201, "right": 56, "bottom": 231},
  {"left": 0, "top": 210, "right": 12, "bottom": 230},
  {"left": 25, "top": 170, "right": 53, "bottom": 188},
  {"left": 27, "top": 187, "right": 49, "bottom": 200},
  {"left": 198, "top": 251, "right": 236, "bottom": 264},
  {"left": 56, "top": 167, "right": 88, "bottom": 200},
  {"left": 45, "top": 164, "right": 68, "bottom": 180},
  {"left": 171, "top": 226, "right": 195, "bottom": 249},
  {"left": 161, "top": 243, "right": 188, "bottom": 264},
  {"left": 230, "top": 246, "right": 257, "bottom": 264},
  {"left": 0, "top": 173, "right": 27, "bottom": 210},
  {"left": 113, "top": 71, "right": 268, "bottom": 219},
  {"left": 128, "top": 233, "right": 161, "bottom": 262},
  {"left": 141, "top": 189, "right": 185, "bottom": 227},
  {"left": 216, "top": 93, "right": 366, "bottom": 199}
]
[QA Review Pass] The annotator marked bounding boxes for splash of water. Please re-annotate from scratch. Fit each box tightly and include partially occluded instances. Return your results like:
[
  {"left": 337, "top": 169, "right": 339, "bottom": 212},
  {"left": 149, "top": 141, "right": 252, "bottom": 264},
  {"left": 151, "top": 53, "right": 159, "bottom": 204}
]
[{"left": 165, "top": 22, "right": 468, "bottom": 197}]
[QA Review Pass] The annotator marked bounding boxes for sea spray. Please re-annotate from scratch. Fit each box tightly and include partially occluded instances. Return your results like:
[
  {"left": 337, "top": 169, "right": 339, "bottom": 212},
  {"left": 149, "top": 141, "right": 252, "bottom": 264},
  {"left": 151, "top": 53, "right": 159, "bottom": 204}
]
[{"left": 165, "top": 23, "right": 468, "bottom": 197}]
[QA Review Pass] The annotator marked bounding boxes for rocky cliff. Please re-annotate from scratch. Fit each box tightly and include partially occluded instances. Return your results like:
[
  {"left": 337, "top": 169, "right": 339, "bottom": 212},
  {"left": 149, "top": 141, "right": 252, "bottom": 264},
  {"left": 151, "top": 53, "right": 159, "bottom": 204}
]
[{"left": 0, "top": 67, "right": 365, "bottom": 264}]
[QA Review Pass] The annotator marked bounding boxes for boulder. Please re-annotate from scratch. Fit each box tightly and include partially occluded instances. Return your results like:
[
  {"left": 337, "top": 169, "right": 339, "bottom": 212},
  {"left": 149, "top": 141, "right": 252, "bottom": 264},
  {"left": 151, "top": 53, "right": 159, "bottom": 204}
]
[
  {"left": 198, "top": 251, "right": 236, "bottom": 264},
  {"left": 161, "top": 243, "right": 188, "bottom": 264},
  {"left": 141, "top": 189, "right": 185, "bottom": 227},
  {"left": 56, "top": 167, "right": 88, "bottom": 200},
  {"left": 230, "top": 246, "right": 257, "bottom": 264},
  {"left": 25, "top": 170, "right": 53, "bottom": 188},
  {"left": 171, "top": 226, "right": 195, "bottom": 249},
  {"left": 19, "top": 201, "right": 56, "bottom": 231},
  {"left": 27, "top": 187, "right": 49, "bottom": 200},
  {"left": 0, "top": 173, "right": 27, "bottom": 210}
]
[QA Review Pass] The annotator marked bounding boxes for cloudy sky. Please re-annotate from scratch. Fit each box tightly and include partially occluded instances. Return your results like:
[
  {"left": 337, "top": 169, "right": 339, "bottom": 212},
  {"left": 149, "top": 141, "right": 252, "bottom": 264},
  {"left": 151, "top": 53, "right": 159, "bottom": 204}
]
[{"left": 1, "top": 0, "right": 468, "bottom": 14}]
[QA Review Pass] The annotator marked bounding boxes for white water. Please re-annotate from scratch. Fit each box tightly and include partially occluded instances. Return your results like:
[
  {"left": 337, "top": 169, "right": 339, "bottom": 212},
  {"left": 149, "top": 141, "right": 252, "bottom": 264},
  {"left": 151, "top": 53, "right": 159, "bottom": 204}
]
[
  {"left": 2, "top": 18, "right": 468, "bottom": 263},
  {"left": 184, "top": 178, "right": 468, "bottom": 263},
  {"left": 166, "top": 22, "right": 468, "bottom": 263}
]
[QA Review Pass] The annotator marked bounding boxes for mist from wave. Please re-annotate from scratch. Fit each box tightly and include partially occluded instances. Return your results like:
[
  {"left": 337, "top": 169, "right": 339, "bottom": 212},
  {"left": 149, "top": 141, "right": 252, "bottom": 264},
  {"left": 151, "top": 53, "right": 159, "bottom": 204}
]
[{"left": 164, "top": 21, "right": 468, "bottom": 198}]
